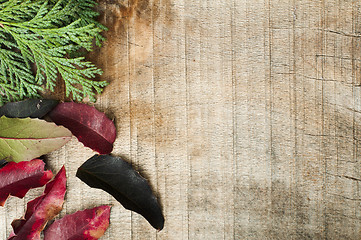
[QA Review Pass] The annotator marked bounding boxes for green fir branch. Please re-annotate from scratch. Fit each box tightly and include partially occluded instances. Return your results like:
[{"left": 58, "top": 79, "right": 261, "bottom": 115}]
[{"left": 0, "top": 0, "right": 107, "bottom": 105}]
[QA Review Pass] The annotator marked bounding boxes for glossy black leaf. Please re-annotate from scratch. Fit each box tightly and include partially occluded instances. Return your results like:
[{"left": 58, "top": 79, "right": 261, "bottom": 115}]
[
  {"left": 76, "top": 154, "right": 165, "bottom": 230},
  {"left": 0, "top": 99, "right": 58, "bottom": 118},
  {"left": 0, "top": 159, "right": 7, "bottom": 168}
]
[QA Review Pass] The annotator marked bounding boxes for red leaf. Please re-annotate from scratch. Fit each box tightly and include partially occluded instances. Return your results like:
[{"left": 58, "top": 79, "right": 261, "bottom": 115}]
[
  {"left": 0, "top": 159, "right": 53, "bottom": 206},
  {"left": 9, "top": 167, "right": 66, "bottom": 240},
  {"left": 44, "top": 205, "right": 111, "bottom": 240},
  {"left": 48, "top": 102, "right": 116, "bottom": 154}
]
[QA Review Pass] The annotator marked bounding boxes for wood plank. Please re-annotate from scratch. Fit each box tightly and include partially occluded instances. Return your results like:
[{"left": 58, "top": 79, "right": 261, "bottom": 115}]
[{"left": 1, "top": 0, "right": 361, "bottom": 239}]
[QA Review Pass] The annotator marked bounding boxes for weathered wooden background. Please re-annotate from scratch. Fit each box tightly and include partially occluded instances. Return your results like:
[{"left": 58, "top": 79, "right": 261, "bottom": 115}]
[{"left": 1, "top": 0, "right": 361, "bottom": 239}]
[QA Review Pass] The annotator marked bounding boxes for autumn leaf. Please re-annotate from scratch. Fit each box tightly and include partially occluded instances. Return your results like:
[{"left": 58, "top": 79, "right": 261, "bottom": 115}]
[
  {"left": 48, "top": 102, "right": 116, "bottom": 154},
  {"left": 77, "top": 155, "right": 164, "bottom": 230},
  {"left": 0, "top": 116, "right": 72, "bottom": 162},
  {"left": 9, "top": 167, "right": 66, "bottom": 240},
  {"left": 44, "top": 205, "right": 111, "bottom": 240},
  {"left": 0, "top": 99, "right": 59, "bottom": 118},
  {"left": 0, "top": 159, "right": 53, "bottom": 206}
]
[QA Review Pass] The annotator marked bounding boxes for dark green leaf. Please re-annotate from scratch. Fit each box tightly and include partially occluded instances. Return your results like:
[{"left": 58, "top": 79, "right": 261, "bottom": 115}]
[
  {"left": 76, "top": 154, "right": 165, "bottom": 230},
  {"left": 0, "top": 99, "right": 58, "bottom": 118}
]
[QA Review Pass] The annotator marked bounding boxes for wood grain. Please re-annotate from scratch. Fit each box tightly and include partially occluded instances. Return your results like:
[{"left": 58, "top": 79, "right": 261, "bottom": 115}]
[{"left": 1, "top": 0, "right": 361, "bottom": 239}]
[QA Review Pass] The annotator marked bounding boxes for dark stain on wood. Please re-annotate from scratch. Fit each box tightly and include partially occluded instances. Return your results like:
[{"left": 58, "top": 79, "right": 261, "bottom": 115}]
[
  {"left": 101, "top": 0, "right": 152, "bottom": 20},
  {"left": 233, "top": 180, "right": 312, "bottom": 239},
  {"left": 86, "top": 0, "right": 179, "bottom": 147},
  {"left": 88, "top": 0, "right": 160, "bottom": 85}
]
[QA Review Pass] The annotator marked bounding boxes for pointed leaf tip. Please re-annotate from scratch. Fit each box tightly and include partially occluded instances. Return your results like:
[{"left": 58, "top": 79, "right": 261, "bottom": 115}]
[
  {"left": 77, "top": 154, "right": 164, "bottom": 230},
  {"left": 48, "top": 102, "right": 116, "bottom": 154}
]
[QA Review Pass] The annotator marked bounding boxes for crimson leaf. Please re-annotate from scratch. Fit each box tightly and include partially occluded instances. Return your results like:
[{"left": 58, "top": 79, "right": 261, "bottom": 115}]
[
  {"left": 0, "top": 99, "right": 59, "bottom": 118},
  {"left": 0, "top": 159, "right": 53, "bottom": 206},
  {"left": 48, "top": 102, "right": 116, "bottom": 154},
  {"left": 9, "top": 167, "right": 66, "bottom": 240},
  {"left": 44, "top": 205, "right": 111, "bottom": 240},
  {"left": 76, "top": 154, "right": 164, "bottom": 230}
]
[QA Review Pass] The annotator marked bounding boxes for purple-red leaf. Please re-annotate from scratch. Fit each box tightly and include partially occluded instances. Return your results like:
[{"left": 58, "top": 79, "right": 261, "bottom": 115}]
[
  {"left": 9, "top": 167, "right": 66, "bottom": 240},
  {"left": 0, "top": 159, "right": 53, "bottom": 206},
  {"left": 44, "top": 205, "right": 111, "bottom": 240},
  {"left": 48, "top": 102, "right": 116, "bottom": 154}
]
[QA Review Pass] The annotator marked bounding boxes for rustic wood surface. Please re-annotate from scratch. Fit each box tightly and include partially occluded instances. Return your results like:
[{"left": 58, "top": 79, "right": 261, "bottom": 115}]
[{"left": 1, "top": 0, "right": 361, "bottom": 239}]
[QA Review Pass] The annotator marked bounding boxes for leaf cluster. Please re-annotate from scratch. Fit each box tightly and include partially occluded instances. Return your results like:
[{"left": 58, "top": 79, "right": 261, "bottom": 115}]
[
  {"left": 0, "top": 99, "right": 164, "bottom": 232},
  {"left": 0, "top": 0, "right": 107, "bottom": 105}
]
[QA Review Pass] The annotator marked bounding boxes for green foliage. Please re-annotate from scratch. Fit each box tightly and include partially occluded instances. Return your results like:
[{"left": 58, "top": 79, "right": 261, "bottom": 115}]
[{"left": 0, "top": 0, "right": 108, "bottom": 105}]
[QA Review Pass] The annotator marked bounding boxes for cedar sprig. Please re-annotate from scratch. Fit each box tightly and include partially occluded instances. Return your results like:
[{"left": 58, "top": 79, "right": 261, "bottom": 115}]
[{"left": 0, "top": 0, "right": 107, "bottom": 105}]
